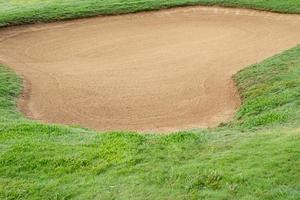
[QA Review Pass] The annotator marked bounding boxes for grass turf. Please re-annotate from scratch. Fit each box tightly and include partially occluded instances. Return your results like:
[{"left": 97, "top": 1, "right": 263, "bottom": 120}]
[
  {"left": 0, "top": 0, "right": 300, "bottom": 199},
  {"left": 1, "top": 0, "right": 300, "bottom": 27}
]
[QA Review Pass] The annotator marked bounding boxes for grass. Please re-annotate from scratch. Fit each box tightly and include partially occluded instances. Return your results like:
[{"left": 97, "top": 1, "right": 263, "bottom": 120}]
[
  {"left": 0, "top": 0, "right": 300, "bottom": 199},
  {"left": 0, "top": 45, "right": 299, "bottom": 200},
  {"left": 231, "top": 47, "right": 300, "bottom": 129},
  {"left": 1, "top": 0, "right": 300, "bottom": 27}
]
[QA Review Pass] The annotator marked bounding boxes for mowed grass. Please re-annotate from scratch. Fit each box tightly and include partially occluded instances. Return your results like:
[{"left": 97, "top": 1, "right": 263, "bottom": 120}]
[
  {"left": 0, "top": 0, "right": 300, "bottom": 199},
  {"left": 1, "top": 0, "right": 300, "bottom": 27}
]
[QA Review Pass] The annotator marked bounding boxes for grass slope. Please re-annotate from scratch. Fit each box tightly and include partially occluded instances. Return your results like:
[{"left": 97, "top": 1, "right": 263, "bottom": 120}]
[
  {"left": 1, "top": 0, "right": 300, "bottom": 27},
  {"left": 0, "top": 0, "right": 300, "bottom": 199},
  {"left": 1, "top": 45, "right": 300, "bottom": 199}
]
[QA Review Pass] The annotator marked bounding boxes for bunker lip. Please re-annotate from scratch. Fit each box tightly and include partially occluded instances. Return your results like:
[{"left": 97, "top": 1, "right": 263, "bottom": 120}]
[{"left": 0, "top": 6, "right": 300, "bottom": 132}]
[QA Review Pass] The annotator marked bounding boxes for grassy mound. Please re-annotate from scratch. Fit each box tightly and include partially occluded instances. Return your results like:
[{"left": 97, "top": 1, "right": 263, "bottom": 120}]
[{"left": 0, "top": 0, "right": 300, "bottom": 199}]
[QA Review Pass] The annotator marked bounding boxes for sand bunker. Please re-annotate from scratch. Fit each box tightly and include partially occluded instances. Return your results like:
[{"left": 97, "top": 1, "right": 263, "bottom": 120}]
[{"left": 0, "top": 6, "right": 300, "bottom": 132}]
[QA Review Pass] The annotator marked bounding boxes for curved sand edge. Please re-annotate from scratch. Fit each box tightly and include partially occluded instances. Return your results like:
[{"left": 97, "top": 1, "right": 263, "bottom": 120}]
[{"left": 0, "top": 6, "right": 300, "bottom": 132}]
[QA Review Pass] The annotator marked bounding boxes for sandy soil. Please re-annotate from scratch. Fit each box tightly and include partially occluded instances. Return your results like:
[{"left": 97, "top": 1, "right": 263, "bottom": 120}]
[{"left": 0, "top": 6, "right": 300, "bottom": 132}]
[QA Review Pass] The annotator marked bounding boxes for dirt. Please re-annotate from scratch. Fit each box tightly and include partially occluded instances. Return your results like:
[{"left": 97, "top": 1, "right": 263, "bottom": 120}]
[{"left": 0, "top": 6, "right": 300, "bottom": 132}]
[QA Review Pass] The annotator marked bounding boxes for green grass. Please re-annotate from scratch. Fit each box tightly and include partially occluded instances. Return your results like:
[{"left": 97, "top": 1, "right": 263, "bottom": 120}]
[
  {"left": 1, "top": 0, "right": 300, "bottom": 27},
  {"left": 1, "top": 0, "right": 300, "bottom": 199},
  {"left": 231, "top": 47, "right": 300, "bottom": 129}
]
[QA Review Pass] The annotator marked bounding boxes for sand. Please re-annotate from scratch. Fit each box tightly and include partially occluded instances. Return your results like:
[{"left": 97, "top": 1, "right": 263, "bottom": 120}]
[{"left": 1, "top": 6, "right": 300, "bottom": 132}]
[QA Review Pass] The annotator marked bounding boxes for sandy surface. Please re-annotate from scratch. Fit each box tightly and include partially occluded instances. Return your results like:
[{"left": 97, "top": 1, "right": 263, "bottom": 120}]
[{"left": 0, "top": 6, "right": 300, "bottom": 132}]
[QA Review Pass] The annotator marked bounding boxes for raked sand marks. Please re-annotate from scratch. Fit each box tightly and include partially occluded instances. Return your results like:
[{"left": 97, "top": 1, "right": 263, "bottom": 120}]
[{"left": 0, "top": 6, "right": 300, "bottom": 132}]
